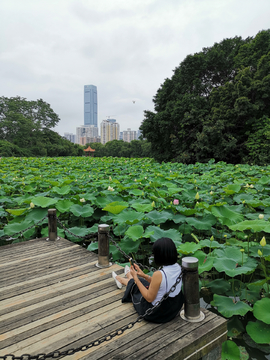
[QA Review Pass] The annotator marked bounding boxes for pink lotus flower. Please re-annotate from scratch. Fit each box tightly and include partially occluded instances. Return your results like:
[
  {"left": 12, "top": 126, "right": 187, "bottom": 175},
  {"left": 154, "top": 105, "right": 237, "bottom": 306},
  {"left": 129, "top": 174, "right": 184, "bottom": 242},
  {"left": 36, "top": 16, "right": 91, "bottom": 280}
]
[{"left": 173, "top": 199, "right": 179, "bottom": 205}]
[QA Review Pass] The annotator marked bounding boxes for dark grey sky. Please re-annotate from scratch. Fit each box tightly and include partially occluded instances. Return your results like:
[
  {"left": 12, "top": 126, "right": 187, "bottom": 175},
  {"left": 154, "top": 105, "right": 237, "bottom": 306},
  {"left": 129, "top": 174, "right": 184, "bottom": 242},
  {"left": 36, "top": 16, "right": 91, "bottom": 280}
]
[{"left": 0, "top": 0, "right": 269, "bottom": 135}]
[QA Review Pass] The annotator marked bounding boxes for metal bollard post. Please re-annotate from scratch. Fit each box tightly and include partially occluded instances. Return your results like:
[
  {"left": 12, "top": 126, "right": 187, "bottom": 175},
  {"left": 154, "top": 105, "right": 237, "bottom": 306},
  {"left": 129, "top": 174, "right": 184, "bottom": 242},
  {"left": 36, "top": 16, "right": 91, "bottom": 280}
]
[
  {"left": 96, "top": 224, "right": 112, "bottom": 268},
  {"left": 180, "top": 256, "right": 205, "bottom": 322},
  {"left": 48, "top": 209, "right": 57, "bottom": 241}
]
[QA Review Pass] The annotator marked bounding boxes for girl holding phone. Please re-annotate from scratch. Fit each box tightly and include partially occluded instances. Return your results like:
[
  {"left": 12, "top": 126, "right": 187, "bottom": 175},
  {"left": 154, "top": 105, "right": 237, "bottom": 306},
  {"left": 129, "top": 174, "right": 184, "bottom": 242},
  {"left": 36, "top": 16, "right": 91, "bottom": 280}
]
[{"left": 112, "top": 237, "right": 184, "bottom": 323}]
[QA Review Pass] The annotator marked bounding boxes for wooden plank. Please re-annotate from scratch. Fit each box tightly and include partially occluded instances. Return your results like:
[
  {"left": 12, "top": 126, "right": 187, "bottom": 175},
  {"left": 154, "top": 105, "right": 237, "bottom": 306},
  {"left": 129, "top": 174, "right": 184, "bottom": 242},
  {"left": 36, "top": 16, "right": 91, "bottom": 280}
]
[{"left": 0, "top": 239, "right": 228, "bottom": 360}]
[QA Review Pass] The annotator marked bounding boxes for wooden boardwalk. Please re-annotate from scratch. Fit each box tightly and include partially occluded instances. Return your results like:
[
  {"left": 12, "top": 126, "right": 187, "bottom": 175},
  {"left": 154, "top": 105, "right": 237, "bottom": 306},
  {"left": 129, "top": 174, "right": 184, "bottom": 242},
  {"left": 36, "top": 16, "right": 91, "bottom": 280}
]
[{"left": 0, "top": 238, "right": 227, "bottom": 360}]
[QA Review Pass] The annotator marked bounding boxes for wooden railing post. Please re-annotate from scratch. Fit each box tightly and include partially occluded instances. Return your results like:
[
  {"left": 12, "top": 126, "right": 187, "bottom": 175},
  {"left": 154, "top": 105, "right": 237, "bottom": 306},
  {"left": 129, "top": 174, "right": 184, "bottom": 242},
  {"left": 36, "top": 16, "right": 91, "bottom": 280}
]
[
  {"left": 48, "top": 209, "right": 57, "bottom": 241},
  {"left": 180, "top": 256, "right": 205, "bottom": 322},
  {"left": 96, "top": 224, "right": 112, "bottom": 268}
]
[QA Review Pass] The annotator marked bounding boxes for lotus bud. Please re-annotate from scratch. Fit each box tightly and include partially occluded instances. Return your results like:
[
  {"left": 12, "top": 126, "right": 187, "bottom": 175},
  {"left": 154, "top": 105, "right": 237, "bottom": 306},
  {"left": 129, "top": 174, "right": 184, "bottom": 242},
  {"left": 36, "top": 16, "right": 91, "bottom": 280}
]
[
  {"left": 109, "top": 176, "right": 112, "bottom": 181},
  {"left": 258, "top": 249, "right": 263, "bottom": 257},
  {"left": 210, "top": 236, "right": 214, "bottom": 241},
  {"left": 259, "top": 214, "right": 264, "bottom": 219},
  {"left": 210, "top": 191, "right": 213, "bottom": 195},
  {"left": 173, "top": 199, "right": 179, "bottom": 205},
  {"left": 151, "top": 201, "right": 155, "bottom": 207},
  {"left": 195, "top": 192, "right": 200, "bottom": 200},
  {"left": 240, "top": 249, "right": 245, "bottom": 252},
  {"left": 80, "top": 198, "right": 85, "bottom": 203},
  {"left": 250, "top": 184, "right": 254, "bottom": 188},
  {"left": 260, "top": 236, "right": 266, "bottom": 247},
  {"left": 30, "top": 202, "right": 35, "bottom": 208}
]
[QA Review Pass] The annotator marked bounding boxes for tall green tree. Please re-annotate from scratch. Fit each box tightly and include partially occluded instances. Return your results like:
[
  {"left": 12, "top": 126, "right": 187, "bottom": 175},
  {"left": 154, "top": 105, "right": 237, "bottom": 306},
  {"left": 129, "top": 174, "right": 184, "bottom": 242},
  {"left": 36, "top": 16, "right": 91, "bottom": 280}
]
[{"left": 140, "top": 30, "right": 270, "bottom": 164}]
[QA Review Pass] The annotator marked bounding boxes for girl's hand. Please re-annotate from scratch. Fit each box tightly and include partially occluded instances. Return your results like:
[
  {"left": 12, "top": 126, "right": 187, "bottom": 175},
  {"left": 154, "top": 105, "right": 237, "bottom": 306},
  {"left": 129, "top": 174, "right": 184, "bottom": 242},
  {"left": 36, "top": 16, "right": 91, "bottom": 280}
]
[{"left": 132, "top": 263, "right": 144, "bottom": 277}]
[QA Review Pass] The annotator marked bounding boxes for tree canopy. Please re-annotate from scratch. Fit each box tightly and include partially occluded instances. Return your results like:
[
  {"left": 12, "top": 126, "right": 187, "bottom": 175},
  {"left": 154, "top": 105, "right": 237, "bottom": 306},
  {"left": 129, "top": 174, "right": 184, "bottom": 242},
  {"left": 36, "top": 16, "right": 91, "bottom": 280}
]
[
  {"left": 140, "top": 30, "right": 270, "bottom": 164},
  {"left": 0, "top": 96, "right": 83, "bottom": 157}
]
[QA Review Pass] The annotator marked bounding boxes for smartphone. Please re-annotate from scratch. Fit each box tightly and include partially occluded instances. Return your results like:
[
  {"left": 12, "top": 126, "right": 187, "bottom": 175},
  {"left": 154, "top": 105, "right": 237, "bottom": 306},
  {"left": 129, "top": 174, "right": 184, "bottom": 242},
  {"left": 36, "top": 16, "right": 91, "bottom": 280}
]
[{"left": 129, "top": 258, "right": 135, "bottom": 266}]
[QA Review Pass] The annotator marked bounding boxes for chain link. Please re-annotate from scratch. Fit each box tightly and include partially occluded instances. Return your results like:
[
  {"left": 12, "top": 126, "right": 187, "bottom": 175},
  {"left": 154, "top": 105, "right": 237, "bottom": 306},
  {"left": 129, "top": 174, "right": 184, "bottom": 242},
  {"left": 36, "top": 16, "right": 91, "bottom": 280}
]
[
  {"left": 0, "top": 267, "right": 184, "bottom": 360},
  {"left": 56, "top": 217, "right": 98, "bottom": 240},
  {"left": 109, "top": 235, "right": 157, "bottom": 273},
  {"left": 0, "top": 215, "right": 48, "bottom": 242}
]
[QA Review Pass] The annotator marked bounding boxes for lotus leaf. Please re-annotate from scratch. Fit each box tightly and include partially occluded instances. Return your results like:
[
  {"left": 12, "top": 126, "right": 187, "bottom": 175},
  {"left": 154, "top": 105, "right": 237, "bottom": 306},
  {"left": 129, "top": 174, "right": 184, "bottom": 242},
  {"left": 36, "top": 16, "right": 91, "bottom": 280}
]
[
  {"left": 185, "top": 214, "right": 216, "bottom": 230},
  {"left": 130, "top": 203, "right": 153, "bottom": 213},
  {"left": 227, "top": 316, "right": 245, "bottom": 338},
  {"left": 253, "top": 298, "right": 270, "bottom": 324},
  {"left": 56, "top": 199, "right": 75, "bottom": 213},
  {"left": 229, "top": 220, "right": 270, "bottom": 232},
  {"left": 206, "top": 279, "right": 231, "bottom": 295},
  {"left": 119, "top": 236, "right": 140, "bottom": 254},
  {"left": 70, "top": 204, "right": 94, "bottom": 218},
  {"left": 246, "top": 320, "right": 270, "bottom": 344},
  {"left": 211, "top": 294, "right": 252, "bottom": 318},
  {"left": 52, "top": 186, "right": 71, "bottom": 195},
  {"left": 113, "top": 210, "right": 144, "bottom": 225},
  {"left": 177, "top": 242, "right": 201, "bottom": 255},
  {"left": 214, "top": 257, "right": 257, "bottom": 277},
  {"left": 146, "top": 225, "right": 182, "bottom": 246},
  {"left": 129, "top": 189, "right": 144, "bottom": 196},
  {"left": 146, "top": 210, "right": 173, "bottom": 224},
  {"left": 211, "top": 205, "right": 244, "bottom": 226},
  {"left": 103, "top": 201, "right": 129, "bottom": 214},
  {"left": 125, "top": 225, "right": 144, "bottom": 241},
  {"left": 32, "top": 196, "right": 58, "bottom": 208},
  {"left": 221, "top": 340, "right": 240, "bottom": 360},
  {"left": 6, "top": 208, "right": 29, "bottom": 216},
  {"left": 25, "top": 208, "right": 48, "bottom": 222},
  {"left": 199, "top": 239, "right": 224, "bottom": 249},
  {"left": 4, "top": 219, "right": 33, "bottom": 236},
  {"left": 65, "top": 226, "right": 93, "bottom": 242}
]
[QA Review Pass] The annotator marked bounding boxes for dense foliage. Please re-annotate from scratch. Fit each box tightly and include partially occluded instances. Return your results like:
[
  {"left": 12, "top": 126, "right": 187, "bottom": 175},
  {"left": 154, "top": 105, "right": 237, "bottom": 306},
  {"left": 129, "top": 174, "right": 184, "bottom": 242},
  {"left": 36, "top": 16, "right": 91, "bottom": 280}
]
[
  {"left": 0, "top": 157, "right": 270, "bottom": 358},
  {"left": 140, "top": 30, "right": 270, "bottom": 165},
  {"left": 0, "top": 96, "right": 83, "bottom": 157},
  {"left": 86, "top": 139, "right": 152, "bottom": 158}
]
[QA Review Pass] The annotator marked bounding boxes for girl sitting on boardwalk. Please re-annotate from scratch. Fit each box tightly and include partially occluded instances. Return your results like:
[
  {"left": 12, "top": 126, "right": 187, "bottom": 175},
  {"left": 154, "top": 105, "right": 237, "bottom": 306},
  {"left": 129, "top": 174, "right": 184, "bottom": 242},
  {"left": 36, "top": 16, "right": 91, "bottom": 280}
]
[{"left": 112, "top": 237, "right": 184, "bottom": 323}]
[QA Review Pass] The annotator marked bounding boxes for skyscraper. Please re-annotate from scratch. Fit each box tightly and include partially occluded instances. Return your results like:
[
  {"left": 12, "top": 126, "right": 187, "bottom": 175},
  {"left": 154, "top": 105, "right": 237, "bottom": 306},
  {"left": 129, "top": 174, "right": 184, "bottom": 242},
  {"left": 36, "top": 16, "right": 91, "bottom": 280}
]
[
  {"left": 100, "top": 120, "right": 120, "bottom": 144},
  {"left": 84, "top": 85, "right": 97, "bottom": 126}
]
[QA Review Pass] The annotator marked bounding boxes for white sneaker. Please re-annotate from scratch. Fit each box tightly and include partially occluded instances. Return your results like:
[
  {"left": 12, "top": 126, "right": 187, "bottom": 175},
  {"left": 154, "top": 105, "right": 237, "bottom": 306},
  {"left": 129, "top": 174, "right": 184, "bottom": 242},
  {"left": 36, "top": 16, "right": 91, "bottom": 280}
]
[
  {"left": 112, "top": 271, "right": 122, "bottom": 289},
  {"left": 124, "top": 265, "right": 130, "bottom": 276}
]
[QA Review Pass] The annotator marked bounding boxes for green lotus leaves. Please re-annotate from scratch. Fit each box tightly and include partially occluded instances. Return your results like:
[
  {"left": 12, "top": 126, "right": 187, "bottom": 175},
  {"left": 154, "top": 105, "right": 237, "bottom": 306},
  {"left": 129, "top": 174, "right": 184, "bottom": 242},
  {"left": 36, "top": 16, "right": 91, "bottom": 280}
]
[
  {"left": 130, "top": 203, "right": 153, "bottom": 213},
  {"left": 119, "top": 236, "right": 141, "bottom": 254},
  {"left": 56, "top": 199, "right": 75, "bottom": 213},
  {"left": 177, "top": 242, "right": 201, "bottom": 255},
  {"left": 246, "top": 320, "right": 270, "bottom": 344},
  {"left": 125, "top": 225, "right": 144, "bottom": 241},
  {"left": 70, "top": 204, "right": 94, "bottom": 218},
  {"left": 145, "top": 210, "right": 173, "bottom": 224},
  {"left": 211, "top": 294, "right": 252, "bottom": 318},
  {"left": 211, "top": 205, "right": 244, "bottom": 226},
  {"left": 253, "top": 298, "right": 270, "bottom": 324},
  {"left": 227, "top": 316, "right": 245, "bottom": 338},
  {"left": 113, "top": 210, "right": 144, "bottom": 225},
  {"left": 199, "top": 239, "right": 224, "bottom": 249},
  {"left": 24, "top": 208, "right": 48, "bottom": 222},
  {"left": 4, "top": 219, "right": 33, "bottom": 235},
  {"left": 221, "top": 340, "right": 240, "bottom": 360},
  {"left": 52, "top": 185, "right": 71, "bottom": 195},
  {"left": 146, "top": 225, "right": 182, "bottom": 247},
  {"left": 229, "top": 219, "right": 270, "bottom": 232},
  {"left": 102, "top": 201, "right": 129, "bottom": 214},
  {"left": 223, "top": 184, "right": 242, "bottom": 195},
  {"left": 205, "top": 279, "right": 231, "bottom": 295},
  {"left": 214, "top": 257, "right": 257, "bottom": 277},
  {"left": 6, "top": 208, "right": 29, "bottom": 216},
  {"left": 129, "top": 189, "right": 144, "bottom": 196},
  {"left": 192, "top": 250, "right": 215, "bottom": 274},
  {"left": 32, "top": 196, "right": 58, "bottom": 208},
  {"left": 185, "top": 214, "right": 216, "bottom": 230}
]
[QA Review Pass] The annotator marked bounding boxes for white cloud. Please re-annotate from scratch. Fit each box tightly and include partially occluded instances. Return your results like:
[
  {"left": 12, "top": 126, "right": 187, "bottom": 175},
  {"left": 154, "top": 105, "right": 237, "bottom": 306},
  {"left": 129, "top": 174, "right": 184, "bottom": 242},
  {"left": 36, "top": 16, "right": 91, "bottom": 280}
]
[{"left": 0, "top": 0, "right": 269, "bottom": 135}]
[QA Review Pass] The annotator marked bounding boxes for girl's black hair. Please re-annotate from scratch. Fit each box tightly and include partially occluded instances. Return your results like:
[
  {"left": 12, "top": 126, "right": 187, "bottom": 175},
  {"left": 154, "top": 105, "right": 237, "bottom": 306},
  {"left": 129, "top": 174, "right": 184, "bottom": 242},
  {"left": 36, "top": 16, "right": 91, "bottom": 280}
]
[{"left": 152, "top": 237, "right": 178, "bottom": 266}]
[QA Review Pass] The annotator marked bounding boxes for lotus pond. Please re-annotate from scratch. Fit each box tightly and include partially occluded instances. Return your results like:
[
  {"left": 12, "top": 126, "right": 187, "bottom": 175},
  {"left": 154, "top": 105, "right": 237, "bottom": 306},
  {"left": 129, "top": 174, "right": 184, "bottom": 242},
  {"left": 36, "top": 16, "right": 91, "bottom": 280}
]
[{"left": 0, "top": 157, "right": 270, "bottom": 359}]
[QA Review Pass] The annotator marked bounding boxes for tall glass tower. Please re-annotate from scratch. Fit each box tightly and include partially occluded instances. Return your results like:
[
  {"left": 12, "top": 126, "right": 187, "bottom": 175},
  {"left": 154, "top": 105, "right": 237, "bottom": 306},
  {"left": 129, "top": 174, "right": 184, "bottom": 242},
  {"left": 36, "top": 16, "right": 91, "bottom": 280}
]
[{"left": 84, "top": 85, "right": 97, "bottom": 126}]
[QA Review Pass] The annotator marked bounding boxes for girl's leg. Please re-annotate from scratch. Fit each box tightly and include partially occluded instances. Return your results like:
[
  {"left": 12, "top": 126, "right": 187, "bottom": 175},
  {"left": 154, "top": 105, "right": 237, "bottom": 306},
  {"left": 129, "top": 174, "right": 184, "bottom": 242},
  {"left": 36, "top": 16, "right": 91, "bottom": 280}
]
[{"left": 116, "top": 275, "right": 130, "bottom": 287}]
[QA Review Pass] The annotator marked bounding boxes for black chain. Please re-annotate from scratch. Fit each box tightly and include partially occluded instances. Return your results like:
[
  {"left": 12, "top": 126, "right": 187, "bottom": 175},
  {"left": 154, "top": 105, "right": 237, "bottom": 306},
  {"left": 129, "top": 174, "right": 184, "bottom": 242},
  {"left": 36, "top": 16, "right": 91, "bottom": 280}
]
[
  {"left": 56, "top": 217, "right": 98, "bottom": 240},
  {"left": 0, "top": 215, "right": 48, "bottom": 242},
  {"left": 0, "top": 267, "right": 184, "bottom": 360},
  {"left": 109, "top": 235, "right": 156, "bottom": 273}
]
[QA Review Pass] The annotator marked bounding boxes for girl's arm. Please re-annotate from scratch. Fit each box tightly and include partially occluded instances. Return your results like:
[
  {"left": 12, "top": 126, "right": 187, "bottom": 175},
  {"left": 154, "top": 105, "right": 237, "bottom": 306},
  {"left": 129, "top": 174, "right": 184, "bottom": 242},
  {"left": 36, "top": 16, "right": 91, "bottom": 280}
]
[{"left": 130, "top": 266, "right": 162, "bottom": 303}]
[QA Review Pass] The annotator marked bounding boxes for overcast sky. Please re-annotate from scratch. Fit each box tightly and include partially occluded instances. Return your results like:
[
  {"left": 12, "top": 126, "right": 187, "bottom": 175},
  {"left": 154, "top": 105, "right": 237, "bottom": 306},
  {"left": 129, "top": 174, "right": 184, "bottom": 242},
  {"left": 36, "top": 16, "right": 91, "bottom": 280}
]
[{"left": 0, "top": 0, "right": 269, "bottom": 136}]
